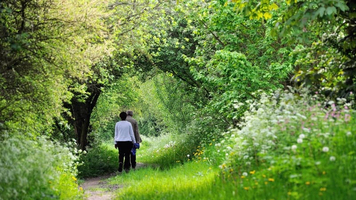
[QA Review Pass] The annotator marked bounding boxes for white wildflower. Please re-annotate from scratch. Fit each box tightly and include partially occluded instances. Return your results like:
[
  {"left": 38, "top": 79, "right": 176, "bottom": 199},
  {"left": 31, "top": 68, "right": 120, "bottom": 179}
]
[
  {"left": 346, "top": 132, "right": 352, "bottom": 136},
  {"left": 297, "top": 138, "right": 303, "bottom": 143},
  {"left": 322, "top": 147, "right": 329, "bottom": 152},
  {"left": 302, "top": 128, "right": 310, "bottom": 133},
  {"left": 242, "top": 172, "right": 248, "bottom": 177},
  {"left": 291, "top": 145, "right": 297, "bottom": 151},
  {"left": 299, "top": 134, "right": 305, "bottom": 139},
  {"left": 329, "top": 156, "right": 336, "bottom": 161}
]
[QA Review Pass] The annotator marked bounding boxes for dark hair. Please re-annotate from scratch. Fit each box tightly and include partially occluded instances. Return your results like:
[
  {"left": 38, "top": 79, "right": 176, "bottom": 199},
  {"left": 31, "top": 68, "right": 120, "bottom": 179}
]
[{"left": 119, "top": 112, "right": 127, "bottom": 120}]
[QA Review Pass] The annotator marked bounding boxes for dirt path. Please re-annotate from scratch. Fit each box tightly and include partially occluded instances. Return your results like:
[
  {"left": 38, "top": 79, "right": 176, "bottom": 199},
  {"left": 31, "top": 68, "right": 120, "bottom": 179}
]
[
  {"left": 80, "top": 173, "right": 118, "bottom": 200},
  {"left": 80, "top": 163, "right": 147, "bottom": 200}
]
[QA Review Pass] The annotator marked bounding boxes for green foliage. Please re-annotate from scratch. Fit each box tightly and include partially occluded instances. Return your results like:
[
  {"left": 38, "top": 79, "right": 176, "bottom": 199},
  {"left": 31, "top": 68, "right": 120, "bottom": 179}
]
[
  {"left": 139, "top": 133, "right": 200, "bottom": 169},
  {"left": 229, "top": 0, "right": 356, "bottom": 101},
  {"left": 90, "top": 75, "right": 140, "bottom": 142},
  {"left": 0, "top": 136, "right": 82, "bottom": 200},
  {"left": 0, "top": 0, "right": 112, "bottom": 138},
  {"left": 218, "top": 89, "right": 356, "bottom": 199},
  {"left": 137, "top": 74, "right": 196, "bottom": 136},
  {"left": 77, "top": 143, "right": 118, "bottom": 178}
]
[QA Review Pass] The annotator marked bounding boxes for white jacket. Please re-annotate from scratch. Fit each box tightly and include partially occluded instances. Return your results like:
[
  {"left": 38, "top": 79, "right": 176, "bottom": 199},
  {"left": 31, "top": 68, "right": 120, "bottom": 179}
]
[{"left": 114, "top": 121, "right": 136, "bottom": 143}]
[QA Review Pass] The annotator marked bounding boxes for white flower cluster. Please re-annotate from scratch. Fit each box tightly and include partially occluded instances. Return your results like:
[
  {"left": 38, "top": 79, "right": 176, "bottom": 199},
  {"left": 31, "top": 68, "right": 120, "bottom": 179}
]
[{"left": 164, "top": 141, "right": 176, "bottom": 149}]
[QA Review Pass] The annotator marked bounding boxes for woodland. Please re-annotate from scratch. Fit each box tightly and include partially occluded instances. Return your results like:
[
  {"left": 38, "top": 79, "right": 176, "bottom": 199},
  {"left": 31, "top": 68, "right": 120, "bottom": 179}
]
[{"left": 0, "top": 0, "right": 355, "bottom": 199}]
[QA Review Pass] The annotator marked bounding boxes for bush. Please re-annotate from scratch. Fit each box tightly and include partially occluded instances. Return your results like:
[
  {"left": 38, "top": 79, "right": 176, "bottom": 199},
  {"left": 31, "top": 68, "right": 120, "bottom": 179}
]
[
  {"left": 0, "top": 136, "right": 82, "bottom": 200},
  {"left": 219, "top": 88, "right": 356, "bottom": 199},
  {"left": 77, "top": 143, "right": 118, "bottom": 178}
]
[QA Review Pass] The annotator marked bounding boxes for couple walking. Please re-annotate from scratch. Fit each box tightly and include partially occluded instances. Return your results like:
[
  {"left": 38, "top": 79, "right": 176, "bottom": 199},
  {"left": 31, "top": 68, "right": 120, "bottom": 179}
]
[{"left": 114, "top": 110, "right": 142, "bottom": 173}]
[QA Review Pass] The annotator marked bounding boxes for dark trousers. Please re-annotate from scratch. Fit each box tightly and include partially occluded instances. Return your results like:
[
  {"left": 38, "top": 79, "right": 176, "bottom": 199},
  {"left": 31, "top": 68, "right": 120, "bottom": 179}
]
[
  {"left": 131, "top": 153, "right": 136, "bottom": 169},
  {"left": 117, "top": 141, "right": 133, "bottom": 171}
]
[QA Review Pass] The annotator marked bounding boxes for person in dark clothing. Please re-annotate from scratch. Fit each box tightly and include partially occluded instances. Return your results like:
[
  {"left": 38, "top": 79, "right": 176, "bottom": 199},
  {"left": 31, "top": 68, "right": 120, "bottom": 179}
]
[
  {"left": 126, "top": 110, "right": 142, "bottom": 169},
  {"left": 114, "top": 112, "right": 136, "bottom": 173}
]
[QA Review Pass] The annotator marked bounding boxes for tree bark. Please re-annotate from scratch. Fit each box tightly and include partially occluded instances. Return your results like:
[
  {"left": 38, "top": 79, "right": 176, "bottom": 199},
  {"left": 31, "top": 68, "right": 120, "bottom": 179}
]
[{"left": 69, "top": 83, "right": 102, "bottom": 150}]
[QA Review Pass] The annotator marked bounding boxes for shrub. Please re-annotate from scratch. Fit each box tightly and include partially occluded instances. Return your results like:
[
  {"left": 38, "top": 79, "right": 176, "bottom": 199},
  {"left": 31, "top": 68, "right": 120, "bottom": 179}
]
[
  {"left": 77, "top": 143, "right": 118, "bottom": 178},
  {"left": 219, "top": 88, "right": 356, "bottom": 199},
  {"left": 0, "top": 136, "right": 82, "bottom": 200}
]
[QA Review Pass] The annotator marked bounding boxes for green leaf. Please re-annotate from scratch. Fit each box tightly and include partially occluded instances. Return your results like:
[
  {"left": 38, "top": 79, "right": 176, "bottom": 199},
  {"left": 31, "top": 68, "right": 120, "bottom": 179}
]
[
  {"left": 335, "top": 2, "right": 349, "bottom": 12},
  {"left": 326, "top": 6, "right": 337, "bottom": 15},
  {"left": 316, "top": 7, "right": 325, "bottom": 17}
]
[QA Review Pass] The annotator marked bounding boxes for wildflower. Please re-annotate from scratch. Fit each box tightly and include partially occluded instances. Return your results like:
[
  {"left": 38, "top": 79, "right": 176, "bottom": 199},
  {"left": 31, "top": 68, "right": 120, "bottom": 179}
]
[
  {"left": 187, "top": 154, "right": 190, "bottom": 158},
  {"left": 322, "top": 147, "right": 329, "bottom": 152},
  {"left": 268, "top": 178, "right": 275, "bottom": 182},
  {"left": 79, "top": 187, "right": 83, "bottom": 191},
  {"left": 244, "top": 187, "right": 249, "bottom": 190},
  {"left": 291, "top": 145, "right": 297, "bottom": 151},
  {"left": 242, "top": 172, "right": 248, "bottom": 177},
  {"left": 72, "top": 176, "right": 77, "bottom": 181},
  {"left": 250, "top": 170, "right": 255, "bottom": 175},
  {"left": 345, "top": 114, "right": 351, "bottom": 122},
  {"left": 262, "top": 174, "right": 266, "bottom": 178},
  {"left": 297, "top": 138, "right": 303, "bottom": 143},
  {"left": 241, "top": 175, "right": 246, "bottom": 179},
  {"left": 322, "top": 171, "right": 326, "bottom": 175},
  {"left": 320, "top": 187, "right": 327, "bottom": 191},
  {"left": 330, "top": 156, "right": 336, "bottom": 161},
  {"left": 306, "top": 182, "right": 310, "bottom": 185},
  {"left": 346, "top": 132, "right": 352, "bottom": 136},
  {"left": 299, "top": 134, "right": 305, "bottom": 139}
]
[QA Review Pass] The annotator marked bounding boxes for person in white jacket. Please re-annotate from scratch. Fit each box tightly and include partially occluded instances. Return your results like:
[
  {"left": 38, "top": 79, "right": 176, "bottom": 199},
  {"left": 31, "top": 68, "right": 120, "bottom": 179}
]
[{"left": 114, "top": 112, "right": 136, "bottom": 173}]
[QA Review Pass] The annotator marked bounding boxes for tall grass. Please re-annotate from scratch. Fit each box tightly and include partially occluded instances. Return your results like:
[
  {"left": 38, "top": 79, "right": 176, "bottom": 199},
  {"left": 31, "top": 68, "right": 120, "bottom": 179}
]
[
  {"left": 138, "top": 133, "right": 200, "bottom": 169},
  {"left": 109, "top": 161, "right": 220, "bottom": 200}
]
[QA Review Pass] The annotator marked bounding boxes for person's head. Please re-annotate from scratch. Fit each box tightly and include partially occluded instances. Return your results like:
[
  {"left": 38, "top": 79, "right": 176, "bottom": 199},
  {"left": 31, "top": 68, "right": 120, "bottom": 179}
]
[
  {"left": 127, "top": 110, "right": 134, "bottom": 117},
  {"left": 119, "top": 112, "right": 127, "bottom": 120}
]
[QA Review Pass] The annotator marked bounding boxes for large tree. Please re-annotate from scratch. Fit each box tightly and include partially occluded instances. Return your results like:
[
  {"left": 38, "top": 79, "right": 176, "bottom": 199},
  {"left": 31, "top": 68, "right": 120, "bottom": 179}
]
[{"left": 0, "top": 0, "right": 112, "bottom": 139}]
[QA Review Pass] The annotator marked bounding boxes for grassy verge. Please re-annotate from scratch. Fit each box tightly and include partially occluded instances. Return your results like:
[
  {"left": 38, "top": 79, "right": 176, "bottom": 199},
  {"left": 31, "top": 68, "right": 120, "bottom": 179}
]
[{"left": 108, "top": 161, "right": 221, "bottom": 200}]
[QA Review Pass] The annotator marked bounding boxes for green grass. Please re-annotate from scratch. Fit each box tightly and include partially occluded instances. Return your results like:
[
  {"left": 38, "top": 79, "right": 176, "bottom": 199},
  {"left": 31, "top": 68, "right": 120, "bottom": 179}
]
[{"left": 108, "top": 161, "right": 222, "bottom": 200}]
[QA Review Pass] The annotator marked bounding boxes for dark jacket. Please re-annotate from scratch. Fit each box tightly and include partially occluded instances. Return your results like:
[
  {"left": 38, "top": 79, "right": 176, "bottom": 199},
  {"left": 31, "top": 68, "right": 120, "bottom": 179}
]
[{"left": 126, "top": 115, "right": 142, "bottom": 143}]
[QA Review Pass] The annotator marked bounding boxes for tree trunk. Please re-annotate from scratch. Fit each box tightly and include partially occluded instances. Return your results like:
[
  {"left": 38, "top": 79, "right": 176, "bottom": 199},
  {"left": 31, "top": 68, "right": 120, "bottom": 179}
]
[{"left": 70, "top": 84, "right": 102, "bottom": 150}]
